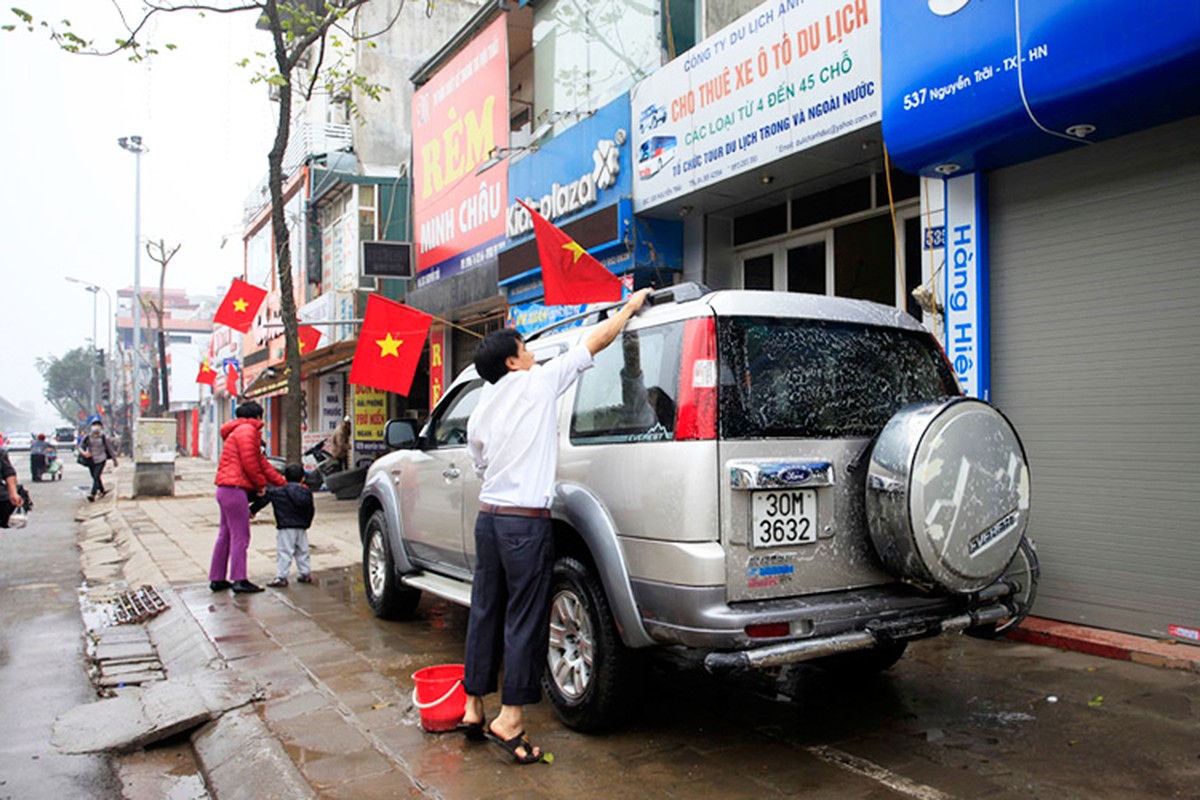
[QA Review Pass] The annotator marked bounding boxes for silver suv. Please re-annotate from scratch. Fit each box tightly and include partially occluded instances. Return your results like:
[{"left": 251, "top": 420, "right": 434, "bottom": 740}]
[{"left": 359, "top": 284, "right": 1038, "bottom": 731}]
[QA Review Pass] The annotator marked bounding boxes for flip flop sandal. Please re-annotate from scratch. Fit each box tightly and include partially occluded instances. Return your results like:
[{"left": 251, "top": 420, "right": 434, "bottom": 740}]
[
  {"left": 456, "top": 719, "right": 485, "bottom": 741},
  {"left": 484, "top": 727, "right": 544, "bottom": 765}
]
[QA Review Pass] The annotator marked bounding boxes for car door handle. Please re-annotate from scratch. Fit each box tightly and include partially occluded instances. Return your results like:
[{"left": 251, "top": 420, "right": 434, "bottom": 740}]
[{"left": 442, "top": 467, "right": 461, "bottom": 480}]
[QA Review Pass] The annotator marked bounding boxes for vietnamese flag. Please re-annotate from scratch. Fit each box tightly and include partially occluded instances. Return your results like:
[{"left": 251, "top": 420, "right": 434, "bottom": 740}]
[
  {"left": 518, "top": 199, "right": 622, "bottom": 306},
  {"left": 297, "top": 325, "right": 322, "bottom": 355},
  {"left": 349, "top": 294, "right": 433, "bottom": 397},
  {"left": 213, "top": 279, "right": 267, "bottom": 333},
  {"left": 195, "top": 359, "right": 217, "bottom": 386},
  {"left": 225, "top": 360, "right": 240, "bottom": 397}
]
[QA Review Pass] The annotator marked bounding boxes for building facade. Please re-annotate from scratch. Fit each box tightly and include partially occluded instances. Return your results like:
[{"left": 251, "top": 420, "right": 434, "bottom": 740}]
[{"left": 879, "top": 1, "right": 1200, "bottom": 642}]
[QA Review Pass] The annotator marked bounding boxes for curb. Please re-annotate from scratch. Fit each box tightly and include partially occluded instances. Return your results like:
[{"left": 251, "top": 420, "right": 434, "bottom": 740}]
[
  {"left": 89, "top": 484, "right": 315, "bottom": 799},
  {"left": 1007, "top": 616, "right": 1200, "bottom": 673}
]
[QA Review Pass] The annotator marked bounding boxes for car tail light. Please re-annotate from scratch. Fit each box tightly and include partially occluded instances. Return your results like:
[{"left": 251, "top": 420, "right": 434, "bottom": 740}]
[
  {"left": 675, "top": 316, "right": 717, "bottom": 441},
  {"left": 745, "top": 622, "right": 790, "bottom": 639}
]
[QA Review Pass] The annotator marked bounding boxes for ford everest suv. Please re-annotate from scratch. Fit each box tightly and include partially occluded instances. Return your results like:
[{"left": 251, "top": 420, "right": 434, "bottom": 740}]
[{"left": 358, "top": 284, "right": 1038, "bottom": 731}]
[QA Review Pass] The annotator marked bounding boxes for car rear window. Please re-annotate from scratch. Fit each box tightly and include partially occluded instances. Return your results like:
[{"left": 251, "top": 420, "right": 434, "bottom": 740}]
[{"left": 718, "top": 317, "right": 959, "bottom": 439}]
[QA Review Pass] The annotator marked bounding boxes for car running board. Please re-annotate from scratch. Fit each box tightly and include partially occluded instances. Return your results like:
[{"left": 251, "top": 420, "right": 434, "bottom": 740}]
[{"left": 401, "top": 572, "right": 473, "bottom": 607}]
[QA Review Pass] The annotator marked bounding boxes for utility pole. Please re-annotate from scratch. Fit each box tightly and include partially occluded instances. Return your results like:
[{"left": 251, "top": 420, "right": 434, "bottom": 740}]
[{"left": 118, "top": 135, "right": 148, "bottom": 451}]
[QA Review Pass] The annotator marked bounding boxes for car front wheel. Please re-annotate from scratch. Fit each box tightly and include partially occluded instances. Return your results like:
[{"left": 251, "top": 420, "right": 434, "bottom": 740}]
[
  {"left": 362, "top": 510, "right": 421, "bottom": 620},
  {"left": 542, "top": 555, "right": 638, "bottom": 732}
]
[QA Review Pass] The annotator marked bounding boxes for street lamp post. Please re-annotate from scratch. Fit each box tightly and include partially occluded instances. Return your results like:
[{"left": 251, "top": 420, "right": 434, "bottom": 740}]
[
  {"left": 118, "top": 135, "right": 148, "bottom": 453},
  {"left": 66, "top": 278, "right": 114, "bottom": 417}
]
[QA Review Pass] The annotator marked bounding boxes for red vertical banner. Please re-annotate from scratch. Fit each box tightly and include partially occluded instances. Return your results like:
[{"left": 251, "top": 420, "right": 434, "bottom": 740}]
[
  {"left": 429, "top": 325, "right": 446, "bottom": 411},
  {"left": 411, "top": 16, "right": 509, "bottom": 280}
]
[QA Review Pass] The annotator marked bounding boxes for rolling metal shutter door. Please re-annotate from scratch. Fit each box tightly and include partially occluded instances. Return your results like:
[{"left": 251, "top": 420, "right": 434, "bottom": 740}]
[{"left": 989, "top": 115, "right": 1200, "bottom": 639}]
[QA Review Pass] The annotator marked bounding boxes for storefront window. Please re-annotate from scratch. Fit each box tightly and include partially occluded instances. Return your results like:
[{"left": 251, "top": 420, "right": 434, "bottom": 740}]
[
  {"left": 787, "top": 242, "right": 825, "bottom": 295},
  {"left": 743, "top": 254, "right": 773, "bottom": 290},
  {"left": 733, "top": 203, "right": 787, "bottom": 246},
  {"left": 834, "top": 215, "right": 894, "bottom": 306}
]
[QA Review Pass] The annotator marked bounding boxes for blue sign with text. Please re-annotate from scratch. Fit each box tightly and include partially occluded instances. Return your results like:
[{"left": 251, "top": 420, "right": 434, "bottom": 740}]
[{"left": 882, "top": 1, "right": 1200, "bottom": 173}]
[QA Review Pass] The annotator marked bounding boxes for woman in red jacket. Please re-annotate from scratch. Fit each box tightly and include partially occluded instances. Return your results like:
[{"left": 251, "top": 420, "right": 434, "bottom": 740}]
[{"left": 209, "top": 401, "right": 286, "bottom": 593}]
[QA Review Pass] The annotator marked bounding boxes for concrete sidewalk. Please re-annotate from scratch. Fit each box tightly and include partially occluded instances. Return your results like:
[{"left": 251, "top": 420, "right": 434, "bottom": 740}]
[
  {"left": 94, "top": 457, "right": 364, "bottom": 588},
  {"left": 77, "top": 458, "right": 387, "bottom": 799}
]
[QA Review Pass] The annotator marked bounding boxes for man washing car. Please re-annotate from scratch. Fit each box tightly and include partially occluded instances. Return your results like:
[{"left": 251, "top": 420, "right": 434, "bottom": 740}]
[{"left": 461, "top": 288, "right": 650, "bottom": 764}]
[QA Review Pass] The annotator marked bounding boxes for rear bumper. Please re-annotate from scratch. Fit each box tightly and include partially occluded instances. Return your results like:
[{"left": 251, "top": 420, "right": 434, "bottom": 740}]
[
  {"left": 703, "top": 602, "right": 1011, "bottom": 673},
  {"left": 631, "top": 579, "right": 1013, "bottom": 671}
]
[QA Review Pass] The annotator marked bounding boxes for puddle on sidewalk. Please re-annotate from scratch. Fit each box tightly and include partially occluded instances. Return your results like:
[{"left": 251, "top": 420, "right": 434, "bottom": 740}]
[{"left": 117, "top": 732, "right": 210, "bottom": 800}]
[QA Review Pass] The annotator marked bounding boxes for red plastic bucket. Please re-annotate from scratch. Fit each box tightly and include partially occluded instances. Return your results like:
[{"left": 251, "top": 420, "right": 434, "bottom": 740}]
[{"left": 412, "top": 664, "right": 466, "bottom": 732}]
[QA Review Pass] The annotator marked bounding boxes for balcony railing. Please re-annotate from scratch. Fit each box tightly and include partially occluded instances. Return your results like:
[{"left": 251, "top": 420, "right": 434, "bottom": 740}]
[{"left": 242, "top": 121, "right": 354, "bottom": 223}]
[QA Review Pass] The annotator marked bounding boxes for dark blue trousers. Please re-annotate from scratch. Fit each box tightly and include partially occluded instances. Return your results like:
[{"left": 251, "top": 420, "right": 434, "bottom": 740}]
[{"left": 463, "top": 512, "right": 553, "bottom": 706}]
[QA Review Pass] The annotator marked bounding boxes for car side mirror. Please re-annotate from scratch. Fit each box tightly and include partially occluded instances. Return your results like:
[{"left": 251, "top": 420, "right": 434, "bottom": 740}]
[{"left": 384, "top": 419, "right": 418, "bottom": 450}]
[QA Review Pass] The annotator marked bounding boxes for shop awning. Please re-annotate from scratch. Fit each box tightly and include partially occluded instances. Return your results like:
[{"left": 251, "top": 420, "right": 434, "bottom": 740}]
[{"left": 242, "top": 339, "right": 357, "bottom": 399}]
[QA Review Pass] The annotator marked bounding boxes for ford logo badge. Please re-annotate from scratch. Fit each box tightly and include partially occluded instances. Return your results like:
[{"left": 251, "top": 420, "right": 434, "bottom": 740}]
[{"left": 778, "top": 467, "right": 811, "bottom": 484}]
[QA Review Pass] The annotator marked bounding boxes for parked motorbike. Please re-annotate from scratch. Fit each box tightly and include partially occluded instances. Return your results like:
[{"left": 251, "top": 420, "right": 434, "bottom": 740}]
[{"left": 266, "top": 439, "right": 343, "bottom": 490}]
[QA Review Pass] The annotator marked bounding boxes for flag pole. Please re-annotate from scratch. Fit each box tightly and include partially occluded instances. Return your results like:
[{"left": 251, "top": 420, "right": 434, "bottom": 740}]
[{"left": 261, "top": 314, "right": 485, "bottom": 339}]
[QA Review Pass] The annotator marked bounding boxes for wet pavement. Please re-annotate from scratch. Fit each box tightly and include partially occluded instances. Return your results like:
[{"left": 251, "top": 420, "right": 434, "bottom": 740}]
[
  {"left": 43, "top": 458, "right": 1200, "bottom": 797},
  {"left": 188, "top": 570, "right": 1200, "bottom": 800},
  {"left": 0, "top": 464, "right": 120, "bottom": 798}
]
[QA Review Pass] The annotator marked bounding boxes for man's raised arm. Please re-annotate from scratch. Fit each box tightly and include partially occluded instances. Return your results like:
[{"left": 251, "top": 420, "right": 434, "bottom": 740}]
[{"left": 585, "top": 288, "right": 651, "bottom": 356}]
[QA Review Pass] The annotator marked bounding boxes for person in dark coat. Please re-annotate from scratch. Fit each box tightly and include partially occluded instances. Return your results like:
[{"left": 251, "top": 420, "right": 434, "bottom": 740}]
[
  {"left": 30, "top": 434, "right": 50, "bottom": 481},
  {"left": 0, "top": 448, "right": 21, "bottom": 528},
  {"left": 263, "top": 463, "right": 316, "bottom": 588},
  {"left": 80, "top": 418, "right": 119, "bottom": 501}
]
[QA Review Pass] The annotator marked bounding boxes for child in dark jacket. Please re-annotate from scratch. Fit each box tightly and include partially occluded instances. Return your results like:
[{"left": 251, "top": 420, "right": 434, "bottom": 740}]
[{"left": 264, "top": 464, "right": 316, "bottom": 588}]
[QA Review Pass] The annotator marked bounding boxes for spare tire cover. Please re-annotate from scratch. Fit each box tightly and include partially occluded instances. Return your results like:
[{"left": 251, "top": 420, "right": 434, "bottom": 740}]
[{"left": 865, "top": 398, "right": 1031, "bottom": 593}]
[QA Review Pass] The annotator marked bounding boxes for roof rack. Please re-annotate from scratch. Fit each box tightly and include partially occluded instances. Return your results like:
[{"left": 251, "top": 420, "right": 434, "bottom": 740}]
[{"left": 525, "top": 281, "right": 711, "bottom": 341}]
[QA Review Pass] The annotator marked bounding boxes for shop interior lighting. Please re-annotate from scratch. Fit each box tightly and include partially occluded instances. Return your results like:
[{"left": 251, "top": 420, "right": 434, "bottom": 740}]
[
  {"left": 760, "top": 174, "right": 775, "bottom": 185},
  {"left": 475, "top": 145, "right": 538, "bottom": 176},
  {"left": 933, "top": 163, "right": 961, "bottom": 175},
  {"left": 1065, "top": 124, "right": 1096, "bottom": 139}
]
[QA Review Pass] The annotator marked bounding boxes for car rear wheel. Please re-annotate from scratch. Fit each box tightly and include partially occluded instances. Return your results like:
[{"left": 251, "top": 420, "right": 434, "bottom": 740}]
[
  {"left": 542, "top": 556, "right": 638, "bottom": 732},
  {"left": 362, "top": 510, "right": 421, "bottom": 619}
]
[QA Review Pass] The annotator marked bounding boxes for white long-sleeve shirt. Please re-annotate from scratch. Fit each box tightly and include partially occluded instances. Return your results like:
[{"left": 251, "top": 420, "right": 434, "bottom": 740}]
[{"left": 467, "top": 343, "right": 593, "bottom": 508}]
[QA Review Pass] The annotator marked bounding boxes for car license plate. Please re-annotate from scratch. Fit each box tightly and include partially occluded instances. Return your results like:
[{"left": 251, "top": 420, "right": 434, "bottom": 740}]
[{"left": 751, "top": 489, "right": 817, "bottom": 548}]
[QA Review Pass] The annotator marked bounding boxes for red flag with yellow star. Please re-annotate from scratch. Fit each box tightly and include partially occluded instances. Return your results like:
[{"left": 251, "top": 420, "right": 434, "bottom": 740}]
[
  {"left": 518, "top": 199, "right": 622, "bottom": 305},
  {"left": 195, "top": 359, "right": 217, "bottom": 386},
  {"left": 297, "top": 325, "right": 322, "bottom": 355},
  {"left": 349, "top": 294, "right": 433, "bottom": 396},
  {"left": 213, "top": 279, "right": 267, "bottom": 333}
]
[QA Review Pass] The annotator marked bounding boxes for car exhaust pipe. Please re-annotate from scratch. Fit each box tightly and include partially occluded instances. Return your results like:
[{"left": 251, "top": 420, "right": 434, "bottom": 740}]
[
  {"left": 703, "top": 603, "right": 1012, "bottom": 675},
  {"left": 704, "top": 630, "right": 878, "bottom": 674},
  {"left": 939, "top": 602, "right": 1011, "bottom": 633}
]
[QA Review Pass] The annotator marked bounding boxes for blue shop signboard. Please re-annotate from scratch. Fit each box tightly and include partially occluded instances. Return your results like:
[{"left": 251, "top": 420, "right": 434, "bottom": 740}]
[
  {"left": 881, "top": 2, "right": 1200, "bottom": 173},
  {"left": 500, "top": 93, "right": 682, "bottom": 305}
]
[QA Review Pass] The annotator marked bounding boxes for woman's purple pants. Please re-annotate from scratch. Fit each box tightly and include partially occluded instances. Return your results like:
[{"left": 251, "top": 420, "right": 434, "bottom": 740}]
[{"left": 210, "top": 485, "right": 251, "bottom": 582}]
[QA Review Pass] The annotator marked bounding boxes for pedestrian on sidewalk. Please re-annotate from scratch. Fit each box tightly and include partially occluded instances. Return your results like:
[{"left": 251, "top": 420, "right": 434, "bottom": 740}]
[
  {"left": 0, "top": 447, "right": 21, "bottom": 528},
  {"left": 210, "top": 401, "right": 285, "bottom": 594},
  {"left": 461, "top": 288, "right": 649, "bottom": 765},
  {"left": 30, "top": 434, "right": 50, "bottom": 482},
  {"left": 262, "top": 463, "right": 316, "bottom": 588},
  {"left": 79, "top": 417, "right": 119, "bottom": 502}
]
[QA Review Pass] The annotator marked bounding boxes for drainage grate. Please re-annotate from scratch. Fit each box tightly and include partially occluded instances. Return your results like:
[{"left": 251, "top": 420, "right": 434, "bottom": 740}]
[{"left": 106, "top": 586, "right": 170, "bottom": 625}]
